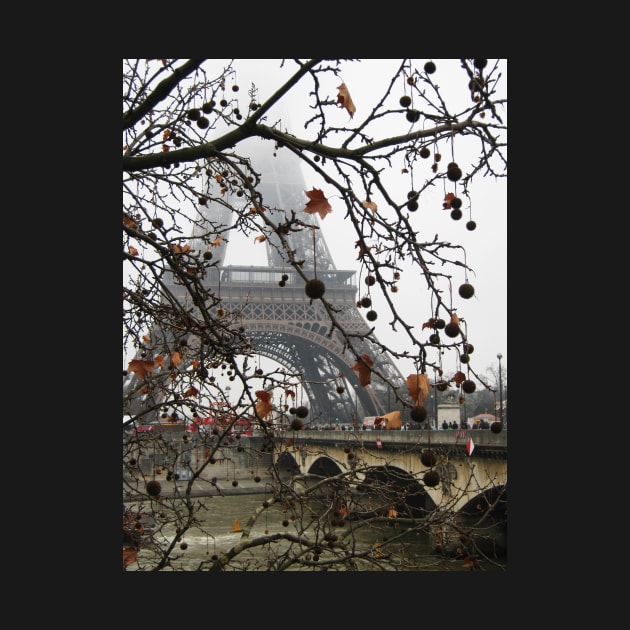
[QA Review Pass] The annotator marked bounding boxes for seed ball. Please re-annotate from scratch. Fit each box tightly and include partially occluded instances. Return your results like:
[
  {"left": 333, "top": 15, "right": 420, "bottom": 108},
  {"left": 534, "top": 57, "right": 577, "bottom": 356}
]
[
  {"left": 295, "top": 405, "right": 309, "bottom": 418},
  {"left": 460, "top": 353, "right": 470, "bottom": 364},
  {"left": 232, "top": 480, "right": 238, "bottom": 487},
  {"left": 289, "top": 406, "right": 297, "bottom": 415},
  {"left": 447, "top": 162, "right": 462, "bottom": 182},
  {"left": 435, "top": 318, "right": 446, "bottom": 329},
  {"left": 459, "top": 283, "right": 475, "bottom": 299},
  {"left": 281, "top": 273, "right": 289, "bottom": 281},
  {"left": 473, "top": 59, "right": 488, "bottom": 70},
  {"left": 491, "top": 421, "right": 503, "bottom": 434},
  {"left": 464, "top": 343, "right": 474, "bottom": 354},
  {"left": 420, "top": 450, "right": 437, "bottom": 467},
  {"left": 406, "top": 109, "right": 420, "bottom": 123},
  {"left": 290, "top": 418, "right": 304, "bottom": 431},
  {"left": 336, "top": 386, "right": 345, "bottom": 394},
  {"left": 361, "top": 296, "right": 372, "bottom": 308},
  {"left": 466, "top": 220, "right": 477, "bottom": 231},
  {"left": 424, "top": 61, "right": 436, "bottom": 74},
  {"left": 399, "top": 95, "right": 412, "bottom": 107},
  {"left": 186, "top": 108, "right": 201, "bottom": 120},
  {"left": 419, "top": 146, "right": 431, "bottom": 159},
  {"left": 407, "top": 190, "right": 418, "bottom": 200},
  {"left": 451, "top": 208, "right": 463, "bottom": 220},
  {"left": 410, "top": 405, "right": 428, "bottom": 423},
  {"left": 254, "top": 476, "right": 261, "bottom": 483},
  {"left": 180, "top": 541, "right": 188, "bottom": 550},
  {"left": 436, "top": 381, "right": 449, "bottom": 391},
  {"left": 203, "top": 251, "right": 213, "bottom": 260},
  {"left": 366, "top": 310, "right": 378, "bottom": 321},
  {"left": 282, "top": 520, "right": 289, "bottom": 527},
  {"left": 429, "top": 333, "right": 440, "bottom": 344},
  {"left": 423, "top": 470, "right": 440, "bottom": 487},
  {"left": 462, "top": 379, "right": 476, "bottom": 394},
  {"left": 202, "top": 101, "right": 215, "bottom": 113},
  {"left": 305, "top": 279, "right": 326, "bottom": 299},
  {"left": 444, "top": 323, "right": 460, "bottom": 338},
  {"left": 365, "top": 275, "right": 376, "bottom": 286},
  {"left": 407, "top": 200, "right": 418, "bottom": 211},
  {"left": 450, "top": 197, "right": 462, "bottom": 209},
  {"left": 196, "top": 116, "right": 209, "bottom": 129},
  {"left": 151, "top": 217, "right": 164, "bottom": 228},
  {"left": 278, "top": 280, "right": 286, "bottom": 287},
  {"left": 146, "top": 480, "right": 161, "bottom": 497}
]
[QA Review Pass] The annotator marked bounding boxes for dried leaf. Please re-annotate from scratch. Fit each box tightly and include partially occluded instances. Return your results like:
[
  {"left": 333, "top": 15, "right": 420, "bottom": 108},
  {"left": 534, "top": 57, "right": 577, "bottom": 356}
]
[
  {"left": 191, "top": 359, "right": 199, "bottom": 370},
  {"left": 214, "top": 174, "right": 223, "bottom": 184},
  {"left": 362, "top": 200, "right": 377, "bottom": 214},
  {"left": 254, "top": 235, "right": 266, "bottom": 244},
  {"left": 172, "top": 244, "right": 191, "bottom": 254},
  {"left": 128, "top": 246, "right": 138, "bottom": 256},
  {"left": 123, "top": 214, "right": 138, "bottom": 229},
  {"left": 383, "top": 410, "right": 402, "bottom": 430},
  {"left": 421, "top": 318, "right": 436, "bottom": 331},
  {"left": 255, "top": 390, "right": 273, "bottom": 419},
  {"left": 406, "top": 374, "right": 430, "bottom": 405},
  {"left": 153, "top": 355, "right": 164, "bottom": 369},
  {"left": 450, "top": 312, "right": 460, "bottom": 326},
  {"left": 128, "top": 359, "right": 154, "bottom": 380},
  {"left": 183, "top": 386, "right": 199, "bottom": 398},
  {"left": 170, "top": 351, "right": 182, "bottom": 367},
  {"left": 444, "top": 192, "right": 455, "bottom": 209},
  {"left": 303, "top": 188, "right": 332, "bottom": 220},
  {"left": 351, "top": 354, "right": 374, "bottom": 387},
  {"left": 123, "top": 547, "right": 138, "bottom": 567},
  {"left": 210, "top": 237, "right": 223, "bottom": 248},
  {"left": 142, "top": 335, "right": 151, "bottom": 344},
  {"left": 337, "top": 83, "right": 356, "bottom": 118},
  {"left": 355, "top": 240, "right": 371, "bottom": 260},
  {"left": 284, "top": 389, "right": 296, "bottom": 400}
]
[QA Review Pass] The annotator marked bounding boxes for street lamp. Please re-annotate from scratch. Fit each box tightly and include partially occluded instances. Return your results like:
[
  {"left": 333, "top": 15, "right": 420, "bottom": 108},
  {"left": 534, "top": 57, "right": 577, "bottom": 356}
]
[{"left": 497, "top": 353, "right": 504, "bottom": 424}]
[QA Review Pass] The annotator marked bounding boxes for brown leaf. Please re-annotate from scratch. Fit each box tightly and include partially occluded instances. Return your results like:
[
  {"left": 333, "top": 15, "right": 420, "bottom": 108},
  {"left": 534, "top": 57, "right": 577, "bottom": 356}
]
[
  {"left": 123, "top": 548, "right": 138, "bottom": 567},
  {"left": 210, "top": 237, "right": 223, "bottom": 248},
  {"left": 254, "top": 235, "right": 266, "bottom": 244},
  {"left": 337, "top": 83, "right": 356, "bottom": 118},
  {"left": 351, "top": 354, "right": 374, "bottom": 387},
  {"left": 383, "top": 410, "right": 401, "bottom": 430},
  {"left": 421, "top": 318, "right": 436, "bottom": 331},
  {"left": 406, "top": 374, "right": 430, "bottom": 405},
  {"left": 128, "top": 359, "right": 154, "bottom": 380},
  {"left": 128, "top": 246, "right": 138, "bottom": 256},
  {"left": 355, "top": 240, "right": 371, "bottom": 260},
  {"left": 444, "top": 192, "right": 455, "bottom": 209},
  {"left": 153, "top": 355, "right": 164, "bottom": 369},
  {"left": 183, "top": 386, "right": 199, "bottom": 398},
  {"left": 142, "top": 335, "right": 151, "bottom": 344},
  {"left": 303, "top": 188, "right": 332, "bottom": 220},
  {"left": 450, "top": 312, "right": 460, "bottom": 326},
  {"left": 170, "top": 351, "right": 182, "bottom": 367},
  {"left": 255, "top": 390, "right": 273, "bottom": 418},
  {"left": 284, "top": 389, "right": 296, "bottom": 400},
  {"left": 123, "top": 214, "right": 138, "bottom": 229},
  {"left": 362, "top": 200, "right": 377, "bottom": 214}
]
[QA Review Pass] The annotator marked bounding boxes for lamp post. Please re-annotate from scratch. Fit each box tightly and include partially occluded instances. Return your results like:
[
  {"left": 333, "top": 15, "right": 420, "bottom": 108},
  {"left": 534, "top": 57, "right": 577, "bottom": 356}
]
[{"left": 497, "top": 353, "right": 504, "bottom": 424}]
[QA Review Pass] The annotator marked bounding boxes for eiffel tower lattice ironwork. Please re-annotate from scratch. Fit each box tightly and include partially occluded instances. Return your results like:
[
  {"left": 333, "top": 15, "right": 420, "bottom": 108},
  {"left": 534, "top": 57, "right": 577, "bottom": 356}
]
[{"left": 124, "top": 142, "right": 410, "bottom": 425}]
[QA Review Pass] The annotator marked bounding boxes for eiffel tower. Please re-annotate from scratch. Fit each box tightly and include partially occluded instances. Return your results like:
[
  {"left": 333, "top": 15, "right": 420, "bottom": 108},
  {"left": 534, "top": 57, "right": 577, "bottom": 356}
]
[{"left": 124, "top": 141, "right": 408, "bottom": 425}]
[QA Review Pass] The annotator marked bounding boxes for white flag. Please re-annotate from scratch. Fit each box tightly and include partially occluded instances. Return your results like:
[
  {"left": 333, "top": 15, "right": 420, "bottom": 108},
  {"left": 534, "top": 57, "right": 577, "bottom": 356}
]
[{"left": 466, "top": 437, "right": 475, "bottom": 456}]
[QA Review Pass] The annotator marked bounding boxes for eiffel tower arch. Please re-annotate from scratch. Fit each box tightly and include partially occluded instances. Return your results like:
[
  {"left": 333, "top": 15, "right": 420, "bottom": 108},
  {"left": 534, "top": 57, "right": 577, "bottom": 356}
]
[{"left": 125, "top": 141, "right": 410, "bottom": 424}]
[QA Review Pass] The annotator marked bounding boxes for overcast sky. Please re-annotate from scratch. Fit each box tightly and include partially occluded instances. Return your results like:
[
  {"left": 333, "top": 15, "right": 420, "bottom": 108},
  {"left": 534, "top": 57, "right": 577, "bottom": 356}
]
[{"left": 219, "top": 59, "right": 507, "bottom": 381}]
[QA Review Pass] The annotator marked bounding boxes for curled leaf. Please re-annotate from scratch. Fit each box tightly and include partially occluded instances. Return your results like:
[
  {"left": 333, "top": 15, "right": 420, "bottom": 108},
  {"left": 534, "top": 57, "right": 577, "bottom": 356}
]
[
  {"left": 406, "top": 374, "right": 430, "bottom": 405},
  {"left": 337, "top": 83, "right": 356, "bottom": 118},
  {"left": 362, "top": 200, "right": 377, "bottom": 214},
  {"left": 254, "top": 235, "right": 266, "bottom": 244},
  {"left": 170, "top": 351, "right": 182, "bottom": 367},
  {"left": 128, "top": 359, "right": 154, "bottom": 380},
  {"left": 255, "top": 390, "right": 273, "bottom": 418},
  {"left": 183, "top": 386, "right": 199, "bottom": 398}
]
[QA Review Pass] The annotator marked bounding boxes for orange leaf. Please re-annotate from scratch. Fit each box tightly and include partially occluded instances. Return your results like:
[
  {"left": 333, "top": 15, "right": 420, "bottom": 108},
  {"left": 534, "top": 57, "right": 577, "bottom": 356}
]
[
  {"left": 422, "top": 318, "right": 436, "bottom": 331},
  {"left": 184, "top": 386, "right": 199, "bottom": 398},
  {"left": 153, "top": 355, "right": 164, "bottom": 369},
  {"left": 444, "top": 192, "right": 455, "bottom": 209},
  {"left": 210, "top": 237, "right": 223, "bottom": 248},
  {"left": 452, "top": 371, "right": 466, "bottom": 386},
  {"left": 303, "top": 188, "right": 332, "bottom": 220},
  {"left": 337, "top": 83, "right": 356, "bottom": 118},
  {"left": 449, "top": 312, "right": 460, "bottom": 326},
  {"left": 123, "top": 548, "right": 138, "bottom": 567},
  {"left": 362, "top": 200, "right": 377, "bottom": 214},
  {"left": 406, "top": 374, "right": 430, "bottom": 405},
  {"left": 128, "top": 246, "right": 138, "bottom": 256},
  {"left": 255, "top": 390, "right": 273, "bottom": 419},
  {"left": 249, "top": 206, "right": 266, "bottom": 214},
  {"left": 254, "top": 235, "right": 266, "bottom": 244},
  {"left": 172, "top": 244, "right": 191, "bottom": 254},
  {"left": 284, "top": 389, "right": 296, "bottom": 400},
  {"left": 128, "top": 359, "right": 154, "bottom": 380},
  {"left": 191, "top": 359, "right": 199, "bottom": 370},
  {"left": 142, "top": 335, "right": 151, "bottom": 344},
  {"left": 351, "top": 354, "right": 374, "bottom": 387},
  {"left": 163, "top": 129, "right": 171, "bottom": 141},
  {"left": 214, "top": 174, "right": 223, "bottom": 184},
  {"left": 170, "top": 351, "right": 182, "bottom": 367}
]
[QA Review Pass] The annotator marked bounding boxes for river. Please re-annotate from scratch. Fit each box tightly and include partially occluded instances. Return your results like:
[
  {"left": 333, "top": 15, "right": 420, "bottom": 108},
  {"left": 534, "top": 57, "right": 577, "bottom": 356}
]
[{"left": 124, "top": 490, "right": 506, "bottom": 572}]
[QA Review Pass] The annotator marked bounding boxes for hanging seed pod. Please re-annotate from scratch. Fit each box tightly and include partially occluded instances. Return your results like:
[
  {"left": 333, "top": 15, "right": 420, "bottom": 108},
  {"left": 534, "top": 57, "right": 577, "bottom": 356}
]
[{"left": 447, "top": 162, "right": 462, "bottom": 182}]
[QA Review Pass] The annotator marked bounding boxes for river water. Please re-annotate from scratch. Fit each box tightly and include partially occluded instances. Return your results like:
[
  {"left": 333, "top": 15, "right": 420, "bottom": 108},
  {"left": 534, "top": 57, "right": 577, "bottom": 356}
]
[{"left": 124, "top": 491, "right": 506, "bottom": 572}]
